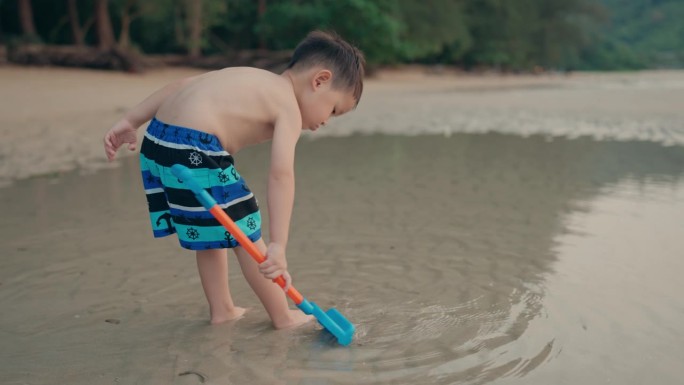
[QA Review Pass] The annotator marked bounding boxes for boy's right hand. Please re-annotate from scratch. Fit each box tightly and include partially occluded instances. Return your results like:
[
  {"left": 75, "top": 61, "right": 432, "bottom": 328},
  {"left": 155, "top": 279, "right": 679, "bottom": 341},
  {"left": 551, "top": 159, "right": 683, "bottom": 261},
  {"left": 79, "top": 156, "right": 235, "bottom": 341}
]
[
  {"left": 104, "top": 119, "right": 138, "bottom": 161},
  {"left": 260, "top": 242, "right": 292, "bottom": 291}
]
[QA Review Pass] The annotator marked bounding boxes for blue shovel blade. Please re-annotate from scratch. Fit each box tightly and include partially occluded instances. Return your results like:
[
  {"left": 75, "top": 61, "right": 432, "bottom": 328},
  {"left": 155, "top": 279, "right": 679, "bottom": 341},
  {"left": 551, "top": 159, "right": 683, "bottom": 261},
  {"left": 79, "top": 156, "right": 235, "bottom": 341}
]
[
  {"left": 307, "top": 302, "right": 355, "bottom": 346},
  {"left": 326, "top": 308, "right": 355, "bottom": 345}
]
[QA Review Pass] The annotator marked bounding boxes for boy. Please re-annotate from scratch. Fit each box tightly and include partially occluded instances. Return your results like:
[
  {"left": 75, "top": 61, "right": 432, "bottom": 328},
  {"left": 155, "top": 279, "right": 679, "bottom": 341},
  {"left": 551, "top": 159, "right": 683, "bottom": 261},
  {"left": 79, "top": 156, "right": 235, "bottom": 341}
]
[{"left": 103, "top": 31, "right": 365, "bottom": 329}]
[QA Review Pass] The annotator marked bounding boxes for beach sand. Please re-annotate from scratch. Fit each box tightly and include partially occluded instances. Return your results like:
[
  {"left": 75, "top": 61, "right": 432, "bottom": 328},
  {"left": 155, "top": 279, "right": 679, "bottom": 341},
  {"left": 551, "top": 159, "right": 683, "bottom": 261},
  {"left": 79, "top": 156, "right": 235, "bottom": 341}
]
[
  {"left": 1, "top": 66, "right": 683, "bottom": 384},
  {"left": 2, "top": 66, "right": 683, "bottom": 185}
]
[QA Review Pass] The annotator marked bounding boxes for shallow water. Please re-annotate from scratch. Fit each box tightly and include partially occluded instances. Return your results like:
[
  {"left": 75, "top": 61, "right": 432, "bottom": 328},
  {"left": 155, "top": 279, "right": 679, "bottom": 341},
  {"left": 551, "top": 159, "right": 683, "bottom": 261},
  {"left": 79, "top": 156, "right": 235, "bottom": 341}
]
[{"left": 1, "top": 133, "right": 683, "bottom": 384}]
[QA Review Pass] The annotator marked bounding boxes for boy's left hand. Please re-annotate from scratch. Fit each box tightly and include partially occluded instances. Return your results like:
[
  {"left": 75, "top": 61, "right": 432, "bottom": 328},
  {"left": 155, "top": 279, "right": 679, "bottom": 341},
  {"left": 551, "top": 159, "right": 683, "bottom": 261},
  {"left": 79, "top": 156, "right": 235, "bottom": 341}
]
[
  {"left": 104, "top": 119, "right": 138, "bottom": 161},
  {"left": 260, "top": 242, "right": 292, "bottom": 291}
]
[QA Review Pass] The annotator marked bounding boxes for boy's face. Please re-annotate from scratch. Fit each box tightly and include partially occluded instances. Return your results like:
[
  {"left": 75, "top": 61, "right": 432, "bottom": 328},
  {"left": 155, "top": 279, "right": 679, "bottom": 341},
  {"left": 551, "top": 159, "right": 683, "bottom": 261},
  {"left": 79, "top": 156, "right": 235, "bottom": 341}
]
[{"left": 300, "top": 70, "right": 357, "bottom": 131}]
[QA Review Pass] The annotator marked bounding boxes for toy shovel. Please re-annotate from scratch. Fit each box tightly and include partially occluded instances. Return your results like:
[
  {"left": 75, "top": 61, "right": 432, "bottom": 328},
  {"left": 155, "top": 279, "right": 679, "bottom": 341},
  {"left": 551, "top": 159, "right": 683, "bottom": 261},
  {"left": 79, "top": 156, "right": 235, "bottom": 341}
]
[{"left": 171, "top": 164, "right": 355, "bottom": 345}]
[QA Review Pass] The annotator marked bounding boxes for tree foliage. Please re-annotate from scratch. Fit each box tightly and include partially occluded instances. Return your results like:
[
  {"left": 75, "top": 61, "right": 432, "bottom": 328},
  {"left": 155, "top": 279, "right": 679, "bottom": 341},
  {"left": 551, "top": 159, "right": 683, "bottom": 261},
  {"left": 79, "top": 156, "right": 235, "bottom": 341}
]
[
  {"left": 579, "top": 0, "right": 684, "bottom": 69},
  {"left": 0, "top": 0, "right": 681, "bottom": 70}
]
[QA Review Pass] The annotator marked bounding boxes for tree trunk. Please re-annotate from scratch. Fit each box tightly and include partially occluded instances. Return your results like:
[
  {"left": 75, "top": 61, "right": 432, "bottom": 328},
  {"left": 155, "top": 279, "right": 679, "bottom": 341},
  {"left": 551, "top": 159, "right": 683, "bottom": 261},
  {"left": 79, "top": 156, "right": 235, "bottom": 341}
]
[
  {"left": 95, "top": 0, "right": 116, "bottom": 49},
  {"left": 119, "top": 2, "right": 132, "bottom": 49},
  {"left": 67, "top": 0, "right": 85, "bottom": 45},
  {"left": 119, "top": 0, "right": 144, "bottom": 49},
  {"left": 257, "top": 0, "right": 267, "bottom": 49},
  {"left": 7, "top": 44, "right": 143, "bottom": 72},
  {"left": 18, "top": 0, "right": 37, "bottom": 37},
  {"left": 187, "top": 0, "right": 202, "bottom": 58},
  {"left": 174, "top": 3, "right": 186, "bottom": 47}
]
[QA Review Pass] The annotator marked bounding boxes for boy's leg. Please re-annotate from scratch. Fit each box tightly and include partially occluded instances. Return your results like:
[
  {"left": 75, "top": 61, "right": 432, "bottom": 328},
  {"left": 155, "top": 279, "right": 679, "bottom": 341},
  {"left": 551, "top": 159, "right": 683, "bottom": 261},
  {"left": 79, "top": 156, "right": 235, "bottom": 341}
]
[
  {"left": 233, "top": 238, "right": 313, "bottom": 329},
  {"left": 196, "top": 248, "right": 246, "bottom": 324}
]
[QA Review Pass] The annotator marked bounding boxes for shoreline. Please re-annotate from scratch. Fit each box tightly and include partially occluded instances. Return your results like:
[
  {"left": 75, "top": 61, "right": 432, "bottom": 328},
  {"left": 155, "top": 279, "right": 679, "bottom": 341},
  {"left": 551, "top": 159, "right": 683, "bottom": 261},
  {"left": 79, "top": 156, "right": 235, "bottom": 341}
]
[{"left": 1, "top": 65, "right": 683, "bottom": 187}]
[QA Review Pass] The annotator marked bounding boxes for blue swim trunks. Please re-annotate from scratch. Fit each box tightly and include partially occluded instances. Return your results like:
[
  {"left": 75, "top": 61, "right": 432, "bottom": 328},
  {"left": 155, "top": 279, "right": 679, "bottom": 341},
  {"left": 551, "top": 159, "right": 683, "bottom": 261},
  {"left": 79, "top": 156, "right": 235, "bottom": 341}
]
[{"left": 139, "top": 117, "right": 262, "bottom": 250}]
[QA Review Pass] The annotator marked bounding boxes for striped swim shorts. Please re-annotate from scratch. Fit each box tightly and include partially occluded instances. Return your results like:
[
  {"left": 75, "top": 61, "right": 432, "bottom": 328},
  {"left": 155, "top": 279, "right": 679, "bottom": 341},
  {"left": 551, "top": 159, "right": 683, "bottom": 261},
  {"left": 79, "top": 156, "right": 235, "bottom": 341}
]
[{"left": 139, "top": 117, "right": 262, "bottom": 250}]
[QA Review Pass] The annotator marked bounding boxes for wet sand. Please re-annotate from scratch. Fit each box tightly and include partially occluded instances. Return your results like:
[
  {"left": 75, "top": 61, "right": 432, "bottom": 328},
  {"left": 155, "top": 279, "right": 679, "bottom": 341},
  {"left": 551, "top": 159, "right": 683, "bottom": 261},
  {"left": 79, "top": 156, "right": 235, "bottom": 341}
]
[{"left": 1, "top": 67, "right": 684, "bottom": 384}]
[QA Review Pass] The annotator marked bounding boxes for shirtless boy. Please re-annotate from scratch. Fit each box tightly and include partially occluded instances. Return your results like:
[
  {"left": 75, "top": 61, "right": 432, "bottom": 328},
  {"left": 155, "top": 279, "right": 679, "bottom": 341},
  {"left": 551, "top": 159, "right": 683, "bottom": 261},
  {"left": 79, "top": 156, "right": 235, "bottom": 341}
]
[{"left": 103, "top": 31, "right": 365, "bottom": 328}]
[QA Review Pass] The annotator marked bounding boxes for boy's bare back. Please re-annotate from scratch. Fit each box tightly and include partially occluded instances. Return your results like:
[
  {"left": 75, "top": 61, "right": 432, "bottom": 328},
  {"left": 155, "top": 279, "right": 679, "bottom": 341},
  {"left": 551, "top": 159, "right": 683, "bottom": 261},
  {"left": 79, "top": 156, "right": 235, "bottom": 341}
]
[{"left": 156, "top": 67, "right": 301, "bottom": 155}]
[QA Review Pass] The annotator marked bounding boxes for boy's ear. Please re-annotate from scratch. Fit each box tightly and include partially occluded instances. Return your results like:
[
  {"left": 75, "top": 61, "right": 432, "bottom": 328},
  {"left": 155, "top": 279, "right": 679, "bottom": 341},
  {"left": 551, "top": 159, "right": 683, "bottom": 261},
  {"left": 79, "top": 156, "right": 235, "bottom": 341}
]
[{"left": 312, "top": 69, "right": 333, "bottom": 89}]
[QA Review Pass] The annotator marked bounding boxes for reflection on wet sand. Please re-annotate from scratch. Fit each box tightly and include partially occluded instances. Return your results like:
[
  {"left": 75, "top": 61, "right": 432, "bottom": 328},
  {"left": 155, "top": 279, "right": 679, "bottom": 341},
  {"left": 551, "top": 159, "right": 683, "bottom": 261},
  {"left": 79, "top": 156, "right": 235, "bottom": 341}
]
[{"left": 0, "top": 133, "right": 682, "bottom": 384}]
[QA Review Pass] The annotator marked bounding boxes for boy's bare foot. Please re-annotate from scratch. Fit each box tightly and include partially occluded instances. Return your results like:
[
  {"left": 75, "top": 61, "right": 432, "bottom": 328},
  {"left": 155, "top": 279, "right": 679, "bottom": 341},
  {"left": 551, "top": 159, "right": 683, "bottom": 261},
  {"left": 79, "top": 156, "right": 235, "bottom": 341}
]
[
  {"left": 210, "top": 306, "right": 248, "bottom": 325},
  {"left": 273, "top": 309, "right": 315, "bottom": 329}
]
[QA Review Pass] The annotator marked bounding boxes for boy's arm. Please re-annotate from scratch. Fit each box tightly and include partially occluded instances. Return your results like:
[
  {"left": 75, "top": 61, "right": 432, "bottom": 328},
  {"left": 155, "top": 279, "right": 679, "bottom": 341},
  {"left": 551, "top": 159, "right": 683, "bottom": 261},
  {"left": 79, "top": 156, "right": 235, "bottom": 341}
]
[
  {"left": 267, "top": 110, "right": 302, "bottom": 248},
  {"left": 258, "top": 109, "right": 302, "bottom": 289},
  {"left": 104, "top": 73, "right": 202, "bottom": 161}
]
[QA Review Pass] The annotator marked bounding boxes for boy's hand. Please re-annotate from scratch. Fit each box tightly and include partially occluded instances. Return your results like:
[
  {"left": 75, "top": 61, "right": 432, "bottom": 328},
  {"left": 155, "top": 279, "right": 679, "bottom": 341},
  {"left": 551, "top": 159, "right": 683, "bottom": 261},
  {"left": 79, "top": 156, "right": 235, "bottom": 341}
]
[
  {"left": 104, "top": 119, "right": 138, "bottom": 161},
  {"left": 260, "top": 242, "right": 292, "bottom": 291}
]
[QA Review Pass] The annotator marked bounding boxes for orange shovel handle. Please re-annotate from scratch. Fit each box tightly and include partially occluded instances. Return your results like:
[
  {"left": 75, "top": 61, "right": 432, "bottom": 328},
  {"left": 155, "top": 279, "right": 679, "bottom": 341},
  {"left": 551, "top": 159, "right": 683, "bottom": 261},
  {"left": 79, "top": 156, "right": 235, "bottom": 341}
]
[{"left": 208, "top": 206, "right": 304, "bottom": 305}]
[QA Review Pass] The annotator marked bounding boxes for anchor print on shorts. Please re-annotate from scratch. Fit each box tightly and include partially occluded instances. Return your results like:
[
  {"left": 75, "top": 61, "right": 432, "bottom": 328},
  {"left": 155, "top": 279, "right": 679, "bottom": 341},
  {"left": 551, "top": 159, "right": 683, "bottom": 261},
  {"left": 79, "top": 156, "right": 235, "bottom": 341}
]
[
  {"left": 156, "top": 213, "right": 174, "bottom": 234},
  {"left": 198, "top": 133, "right": 213, "bottom": 145}
]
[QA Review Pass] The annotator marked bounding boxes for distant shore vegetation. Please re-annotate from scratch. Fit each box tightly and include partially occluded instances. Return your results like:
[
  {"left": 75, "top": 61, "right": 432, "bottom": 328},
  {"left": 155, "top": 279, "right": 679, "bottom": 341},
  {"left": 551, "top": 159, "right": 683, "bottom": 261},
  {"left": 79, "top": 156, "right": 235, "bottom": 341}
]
[{"left": 0, "top": 0, "right": 682, "bottom": 72}]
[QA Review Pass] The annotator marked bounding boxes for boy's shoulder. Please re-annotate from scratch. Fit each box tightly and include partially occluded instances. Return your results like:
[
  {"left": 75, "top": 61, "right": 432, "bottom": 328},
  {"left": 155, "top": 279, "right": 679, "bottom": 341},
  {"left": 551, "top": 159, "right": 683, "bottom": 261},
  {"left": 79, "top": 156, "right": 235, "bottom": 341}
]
[
  {"left": 211, "top": 67, "right": 288, "bottom": 89},
  {"left": 211, "top": 67, "right": 296, "bottom": 106},
  {"left": 203, "top": 67, "right": 300, "bottom": 127}
]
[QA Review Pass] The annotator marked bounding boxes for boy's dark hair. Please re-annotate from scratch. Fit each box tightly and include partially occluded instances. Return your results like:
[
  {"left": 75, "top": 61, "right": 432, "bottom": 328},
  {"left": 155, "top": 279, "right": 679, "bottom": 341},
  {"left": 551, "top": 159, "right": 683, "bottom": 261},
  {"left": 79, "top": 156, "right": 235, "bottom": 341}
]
[{"left": 287, "top": 31, "right": 365, "bottom": 105}]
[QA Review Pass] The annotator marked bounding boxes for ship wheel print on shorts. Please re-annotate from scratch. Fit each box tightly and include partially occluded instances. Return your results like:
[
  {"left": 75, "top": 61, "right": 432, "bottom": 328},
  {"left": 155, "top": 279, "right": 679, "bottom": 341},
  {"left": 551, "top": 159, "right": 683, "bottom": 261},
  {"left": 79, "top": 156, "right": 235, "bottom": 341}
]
[
  {"left": 218, "top": 170, "right": 229, "bottom": 183},
  {"left": 188, "top": 152, "right": 203, "bottom": 166},
  {"left": 186, "top": 227, "right": 200, "bottom": 240}
]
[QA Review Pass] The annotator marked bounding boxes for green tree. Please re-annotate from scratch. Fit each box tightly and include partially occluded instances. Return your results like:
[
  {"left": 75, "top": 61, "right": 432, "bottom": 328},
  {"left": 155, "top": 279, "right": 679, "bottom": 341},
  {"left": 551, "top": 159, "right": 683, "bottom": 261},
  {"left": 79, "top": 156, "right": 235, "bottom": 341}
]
[
  {"left": 255, "top": 0, "right": 401, "bottom": 65},
  {"left": 393, "top": 0, "right": 472, "bottom": 61},
  {"left": 584, "top": 0, "right": 684, "bottom": 68},
  {"left": 461, "top": 0, "right": 603, "bottom": 70}
]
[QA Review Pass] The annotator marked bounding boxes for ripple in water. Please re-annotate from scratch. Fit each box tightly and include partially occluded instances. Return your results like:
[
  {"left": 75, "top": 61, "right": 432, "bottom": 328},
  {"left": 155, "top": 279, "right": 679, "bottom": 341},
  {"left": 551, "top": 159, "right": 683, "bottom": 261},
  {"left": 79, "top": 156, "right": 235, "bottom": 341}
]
[{"left": 294, "top": 287, "right": 559, "bottom": 384}]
